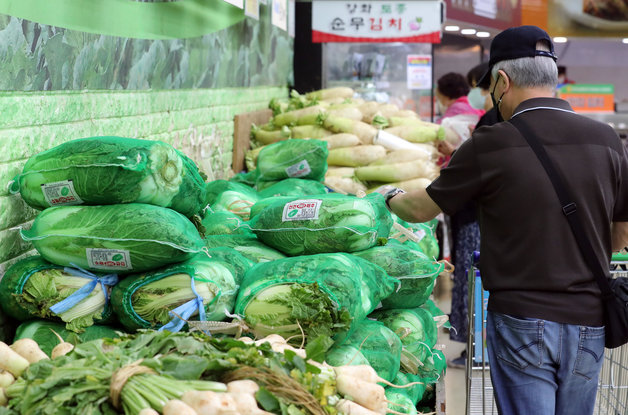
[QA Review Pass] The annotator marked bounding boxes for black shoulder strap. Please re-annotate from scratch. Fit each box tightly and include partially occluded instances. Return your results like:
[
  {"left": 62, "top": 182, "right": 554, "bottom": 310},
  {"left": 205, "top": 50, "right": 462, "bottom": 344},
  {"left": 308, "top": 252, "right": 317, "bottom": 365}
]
[{"left": 509, "top": 116, "right": 614, "bottom": 299}]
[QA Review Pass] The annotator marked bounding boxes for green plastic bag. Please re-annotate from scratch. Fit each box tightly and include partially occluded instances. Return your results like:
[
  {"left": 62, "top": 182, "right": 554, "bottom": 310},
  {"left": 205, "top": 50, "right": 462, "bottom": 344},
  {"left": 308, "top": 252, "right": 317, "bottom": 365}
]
[
  {"left": 201, "top": 211, "right": 254, "bottom": 236},
  {"left": 0, "top": 256, "right": 115, "bottom": 332},
  {"left": 13, "top": 320, "right": 121, "bottom": 356},
  {"left": 385, "top": 390, "right": 418, "bottom": 415},
  {"left": 256, "top": 139, "right": 328, "bottom": 183},
  {"left": 230, "top": 170, "right": 258, "bottom": 187},
  {"left": 204, "top": 235, "right": 286, "bottom": 263},
  {"left": 111, "top": 254, "right": 240, "bottom": 332},
  {"left": 257, "top": 178, "right": 328, "bottom": 199},
  {"left": 205, "top": 247, "right": 254, "bottom": 284},
  {"left": 204, "top": 180, "right": 260, "bottom": 220},
  {"left": 370, "top": 308, "right": 438, "bottom": 375},
  {"left": 421, "top": 299, "right": 451, "bottom": 330},
  {"left": 392, "top": 216, "right": 440, "bottom": 259},
  {"left": 418, "top": 349, "right": 447, "bottom": 384},
  {"left": 353, "top": 239, "right": 444, "bottom": 309},
  {"left": 8, "top": 136, "right": 206, "bottom": 218},
  {"left": 326, "top": 319, "right": 402, "bottom": 383},
  {"left": 250, "top": 193, "right": 393, "bottom": 256},
  {"left": 21, "top": 203, "right": 204, "bottom": 274},
  {"left": 389, "top": 372, "right": 426, "bottom": 405},
  {"left": 235, "top": 253, "right": 397, "bottom": 345}
]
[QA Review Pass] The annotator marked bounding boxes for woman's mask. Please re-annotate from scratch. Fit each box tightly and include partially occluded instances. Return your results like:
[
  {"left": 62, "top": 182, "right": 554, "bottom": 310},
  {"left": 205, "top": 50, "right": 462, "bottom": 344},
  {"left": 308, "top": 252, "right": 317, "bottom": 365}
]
[{"left": 468, "top": 87, "right": 486, "bottom": 110}]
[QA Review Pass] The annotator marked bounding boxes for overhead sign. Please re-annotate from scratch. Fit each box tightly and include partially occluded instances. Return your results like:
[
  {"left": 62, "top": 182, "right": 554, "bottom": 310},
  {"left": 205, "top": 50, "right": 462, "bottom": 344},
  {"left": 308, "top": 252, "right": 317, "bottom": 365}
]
[
  {"left": 444, "top": 0, "right": 521, "bottom": 30},
  {"left": 312, "top": 1, "right": 442, "bottom": 43},
  {"left": 557, "top": 84, "right": 615, "bottom": 113}
]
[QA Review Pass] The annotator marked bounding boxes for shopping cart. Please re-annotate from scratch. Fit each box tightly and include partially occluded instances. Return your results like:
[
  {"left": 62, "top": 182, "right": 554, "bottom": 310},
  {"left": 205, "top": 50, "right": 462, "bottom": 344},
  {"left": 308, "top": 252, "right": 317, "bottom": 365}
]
[{"left": 464, "top": 251, "right": 628, "bottom": 415}]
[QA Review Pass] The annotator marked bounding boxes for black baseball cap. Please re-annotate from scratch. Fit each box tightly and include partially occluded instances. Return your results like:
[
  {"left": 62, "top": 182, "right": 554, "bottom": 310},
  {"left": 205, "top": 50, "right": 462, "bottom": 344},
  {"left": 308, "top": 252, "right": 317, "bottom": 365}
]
[{"left": 479, "top": 25, "right": 558, "bottom": 84}]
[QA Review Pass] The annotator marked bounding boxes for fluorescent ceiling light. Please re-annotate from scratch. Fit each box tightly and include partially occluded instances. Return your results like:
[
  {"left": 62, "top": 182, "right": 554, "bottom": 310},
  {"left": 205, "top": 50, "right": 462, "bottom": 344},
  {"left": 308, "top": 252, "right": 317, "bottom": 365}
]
[
  {"left": 623, "top": 38, "right": 628, "bottom": 44},
  {"left": 460, "top": 29, "right": 477, "bottom": 35},
  {"left": 444, "top": 25, "right": 460, "bottom": 32},
  {"left": 553, "top": 37, "right": 568, "bottom": 43},
  {"left": 476, "top": 31, "right": 490, "bottom": 38}
]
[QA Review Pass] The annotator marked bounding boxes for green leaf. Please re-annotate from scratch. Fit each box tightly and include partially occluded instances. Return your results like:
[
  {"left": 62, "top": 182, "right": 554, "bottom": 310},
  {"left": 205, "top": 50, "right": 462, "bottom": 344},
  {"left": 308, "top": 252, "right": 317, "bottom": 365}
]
[
  {"left": 256, "top": 387, "right": 280, "bottom": 412},
  {"left": 305, "top": 335, "right": 333, "bottom": 363}
]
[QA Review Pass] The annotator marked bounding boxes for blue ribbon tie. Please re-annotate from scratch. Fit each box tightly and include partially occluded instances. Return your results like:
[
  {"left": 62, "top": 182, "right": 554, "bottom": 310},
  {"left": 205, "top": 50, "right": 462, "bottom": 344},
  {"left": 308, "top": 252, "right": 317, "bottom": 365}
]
[{"left": 49, "top": 264, "right": 118, "bottom": 315}]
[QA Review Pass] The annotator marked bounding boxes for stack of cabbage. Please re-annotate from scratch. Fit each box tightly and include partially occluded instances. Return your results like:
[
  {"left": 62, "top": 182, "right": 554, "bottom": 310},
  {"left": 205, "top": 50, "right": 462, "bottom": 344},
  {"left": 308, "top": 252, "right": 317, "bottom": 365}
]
[
  {"left": 1, "top": 136, "right": 247, "bottom": 336},
  {"left": 246, "top": 87, "right": 449, "bottom": 196}
]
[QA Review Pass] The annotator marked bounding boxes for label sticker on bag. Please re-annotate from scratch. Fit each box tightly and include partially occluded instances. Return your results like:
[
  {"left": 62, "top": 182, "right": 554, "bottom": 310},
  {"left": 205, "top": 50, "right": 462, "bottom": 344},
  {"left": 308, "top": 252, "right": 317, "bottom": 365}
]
[
  {"left": 282, "top": 199, "right": 322, "bottom": 221},
  {"left": 86, "top": 248, "right": 133, "bottom": 270},
  {"left": 285, "top": 160, "right": 311, "bottom": 178},
  {"left": 41, "top": 180, "right": 83, "bottom": 206},
  {"left": 414, "top": 229, "right": 426, "bottom": 242}
]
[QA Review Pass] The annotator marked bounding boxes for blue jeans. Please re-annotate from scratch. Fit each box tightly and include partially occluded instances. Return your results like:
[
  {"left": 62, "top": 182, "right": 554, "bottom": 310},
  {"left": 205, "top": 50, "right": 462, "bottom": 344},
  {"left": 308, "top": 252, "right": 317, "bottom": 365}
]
[{"left": 486, "top": 311, "right": 605, "bottom": 415}]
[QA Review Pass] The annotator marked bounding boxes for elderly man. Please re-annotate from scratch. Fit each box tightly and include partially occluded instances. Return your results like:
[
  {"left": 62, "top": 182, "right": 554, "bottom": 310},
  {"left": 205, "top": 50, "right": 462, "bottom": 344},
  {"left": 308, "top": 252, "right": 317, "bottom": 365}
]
[{"left": 379, "top": 26, "right": 628, "bottom": 415}]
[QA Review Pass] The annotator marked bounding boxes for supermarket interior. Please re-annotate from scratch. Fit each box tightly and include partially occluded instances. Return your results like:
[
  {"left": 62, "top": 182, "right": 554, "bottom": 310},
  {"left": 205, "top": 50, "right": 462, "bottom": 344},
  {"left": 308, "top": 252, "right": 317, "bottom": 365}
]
[{"left": 0, "top": 1, "right": 627, "bottom": 415}]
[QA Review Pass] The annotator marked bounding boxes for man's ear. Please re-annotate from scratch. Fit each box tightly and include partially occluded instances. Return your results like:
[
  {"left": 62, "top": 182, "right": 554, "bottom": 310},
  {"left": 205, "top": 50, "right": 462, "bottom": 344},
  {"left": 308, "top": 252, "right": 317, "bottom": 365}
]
[{"left": 497, "top": 69, "right": 511, "bottom": 93}]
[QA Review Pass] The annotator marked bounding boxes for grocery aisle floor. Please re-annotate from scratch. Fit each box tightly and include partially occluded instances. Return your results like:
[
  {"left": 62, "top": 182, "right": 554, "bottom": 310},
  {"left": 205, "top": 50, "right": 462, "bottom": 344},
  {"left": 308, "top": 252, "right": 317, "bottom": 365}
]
[{"left": 434, "top": 277, "right": 466, "bottom": 415}]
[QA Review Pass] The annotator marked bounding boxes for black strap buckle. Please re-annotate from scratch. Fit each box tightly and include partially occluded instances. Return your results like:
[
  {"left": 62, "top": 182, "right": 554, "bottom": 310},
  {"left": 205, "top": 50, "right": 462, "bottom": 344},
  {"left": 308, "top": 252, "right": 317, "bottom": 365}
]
[{"left": 562, "top": 202, "right": 577, "bottom": 216}]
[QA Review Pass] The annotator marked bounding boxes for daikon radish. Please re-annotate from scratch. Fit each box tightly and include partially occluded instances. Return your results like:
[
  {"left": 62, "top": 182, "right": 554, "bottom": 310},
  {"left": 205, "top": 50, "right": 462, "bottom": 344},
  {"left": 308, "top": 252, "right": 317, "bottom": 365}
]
[
  {"left": 272, "top": 105, "right": 327, "bottom": 127},
  {"left": 271, "top": 343, "right": 307, "bottom": 359},
  {"left": 182, "top": 390, "right": 237, "bottom": 415},
  {"left": 0, "top": 342, "right": 30, "bottom": 377},
  {"left": 329, "top": 107, "right": 363, "bottom": 121},
  {"left": 336, "top": 374, "right": 388, "bottom": 414},
  {"left": 254, "top": 334, "right": 287, "bottom": 347},
  {"left": 50, "top": 330, "right": 74, "bottom": 359},
  {"left": 327, "top": 145, "right": 387, "bottom": 167},
  {"left": 306, "top": 87, "right": 354, "bottom": 101},
  {"left": 370, "top": 149, "right": 434, "bottom": 165},
  {"left": 321, "top": 115, "right": 378, "bottom": 144},
  {"left": 383, "top": 125, "right": 444, "bottom": 143},
  {"left": 388, "top": 117, "right": 433, "bottom": 128},
  {"left": 333, "top": 366, "right": 423, "bottom": 389},
  {"left": 325, "top": 167, "right": 356, "bottom": 178},
  {"left": 324, "top": 176, "right": 367, "bottom": 195},
  {"left": 163, "top": 399, "right": 198, "bottom": 415},
  {"left": 252, "top": 126, "right": 291, "bottom": 145},
  {"left": 236, "top": 337, "right": 255, "bottom": 345},
  {"left": 138, "top": 408, "right": 160, "bottom": 415},
  {"left": 391, "top": 110, "right": 419, "bottom": 119},
  {"left": 321, "top": 133, "right": 362, "bottom": 149},
  {"left": 355, "top": 160, "right": 439, "bottom": 182},
  {"left": 290, "top": 125, "right": 333, "bottom": 139},
  {"left": 0, "top": 371, "right": 14, "bottom": 388},
  {"left": 227, "top": 392, "right": 267, "bottom": 414},
  {"left": 336, "top": 398, "right": 381, "bottom": 415},
  {"left": 10, "top": 339, "right": 48, "bottom": 364},
  {"left": 367, "top": 177, "right": 432, "bottom": 194},
  {"left": 227, "top": 380, "right": 259, "bottom": 395}
]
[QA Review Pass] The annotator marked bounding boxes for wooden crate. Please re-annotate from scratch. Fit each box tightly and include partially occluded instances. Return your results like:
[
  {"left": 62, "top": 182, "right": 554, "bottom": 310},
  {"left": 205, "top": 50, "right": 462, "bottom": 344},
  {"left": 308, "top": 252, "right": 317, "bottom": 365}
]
[{"left": 232, "top": 109, "right": 272, "bottom": 173}]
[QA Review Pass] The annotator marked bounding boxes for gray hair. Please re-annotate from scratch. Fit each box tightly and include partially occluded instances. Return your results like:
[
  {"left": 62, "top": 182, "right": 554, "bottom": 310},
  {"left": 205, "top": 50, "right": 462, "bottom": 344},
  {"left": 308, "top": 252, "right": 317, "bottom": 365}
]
[{"left": 491, "top": 41, "right": 558, "bottom": 89}]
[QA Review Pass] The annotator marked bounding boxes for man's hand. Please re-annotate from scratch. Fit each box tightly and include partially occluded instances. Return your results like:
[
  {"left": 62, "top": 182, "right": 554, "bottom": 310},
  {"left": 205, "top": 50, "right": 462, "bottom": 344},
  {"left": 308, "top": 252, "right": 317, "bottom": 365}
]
[{"left": 372, "top": 185, "right": 399, "bottom": 198}]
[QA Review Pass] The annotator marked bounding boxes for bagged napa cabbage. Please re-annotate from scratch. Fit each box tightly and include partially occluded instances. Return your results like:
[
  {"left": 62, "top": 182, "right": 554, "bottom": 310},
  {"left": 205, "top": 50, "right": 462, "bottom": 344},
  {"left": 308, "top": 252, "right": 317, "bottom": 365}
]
[
  {"left": 111, "top": 254, "right": 241, "bottom": 331},
  {"left": 13, "top": 320, "right": 120, "bottom": 357},
  {"left": 255, "top": 139, "right": 328, "bottom": 184},
  {"left": 9, "top": 136, "right": 206, "bottom": 218},
  {"left": 21, "top": 203, "right": 204, "bottom": 274},
  {"left": 257, "top": 178, "right": 328, "bottom": 199},
  {"left": 0, "top": 256, "right": 115, "bottom": 332},
  {"left": 235, "top": 253, "right": 397, "bottom": 345},
  {"left": 391, "top": 215, "right": 440, "bottom": 259},
  {"left": 204, "top": 235, "right": 286, "bottom": 263},
  {"left": 325, "top": 318, "right": 402, "bottom": 383},
  {"left": 201, "top": 211, "right": 254, "bottom": 236},
  {"left": 250, "top": 193, "right": 393, "bottom": 256},
  {"left": 230, "top": 170, "right": 258, "bottom": 187},
  {"left": 204, "top": 180, "right": 259, "bottom": 220},
  {"left": 370, "top": 308, "right": 438, "bottom": 375},
  {"left": 352, "top": 239, "right": 444, "bottom": 309},
  {"left": 389, "top": 372, "right": 426, "bottom": 406}
]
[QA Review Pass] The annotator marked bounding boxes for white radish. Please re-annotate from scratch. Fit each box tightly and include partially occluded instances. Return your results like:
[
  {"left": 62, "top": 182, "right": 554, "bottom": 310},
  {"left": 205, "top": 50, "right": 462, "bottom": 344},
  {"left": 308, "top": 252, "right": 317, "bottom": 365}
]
[
  {"left": 333, "top": 365, "right": 423, "bottom": 389},
  {"left": 50, "top": 330, "right": 74, "bottom": 359},
  {"left": 236, "top": 337, "right": 255, "bottom": 345},
  {"left": 336, "top": 374, "right": 388, "bottom": 414},
  {"left": 10, "top": 339, "right": 48, "bottom": 363},
  {"left": 163, "top": 399, "right": 198, "bottom": 415},
  {"left": 182, "top": 390, "right": 238, "bottom": 415},
  {"left": 0, "top": 341, "right": 30, "bottom": 377},
  {"left": 138, "top": 408, "right": 160, "bottom": 415},
  {"left": 227, "top": 380, "right": 259, "bottom": 395},
  {"left": 336, "top": 399, "right": 381, "bottom": 415},
  {"left": 270, "top": 343, "right": 307, "bottom": 359},
  {"left": 254, "top": 334, "right": 287, "bottom": 347},
  {"left": 228, "top": 392, "right": 262, "bottom": 414},
  {"left": 0, "top": 371, "right": 14, "bottom": 388}
]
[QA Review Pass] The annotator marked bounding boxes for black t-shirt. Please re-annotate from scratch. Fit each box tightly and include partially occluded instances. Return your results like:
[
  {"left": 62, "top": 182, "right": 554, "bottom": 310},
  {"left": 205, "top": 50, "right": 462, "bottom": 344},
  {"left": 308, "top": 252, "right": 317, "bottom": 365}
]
[{"left": 427, "top": 97, "right": 628, "bottom": 326}]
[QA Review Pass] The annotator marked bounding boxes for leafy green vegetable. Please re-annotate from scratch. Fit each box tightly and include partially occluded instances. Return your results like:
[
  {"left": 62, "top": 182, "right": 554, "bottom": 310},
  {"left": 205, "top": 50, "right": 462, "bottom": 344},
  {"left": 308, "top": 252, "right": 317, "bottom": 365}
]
[
  {"left": 235, "top": 253, "right": 397, "bottom": 345},
  {"left": 353, "top": 239, "right": 443, "bottom": 309},
  {"left": 201, "top": 211, "right": 254, "bottom": 236},
  {"left": 369, "top": 308, "right": 438, "bottom": 375},
  {"left": 0, "top": 256, "right": 114, "bottom": 332},
  {"left": 391, "top": 215, "right": 440, "bottom": 259},
  {"left": 389, "top": 371, "right": 426, "bottom": 405},
  {"left": 256, "top": 139, "right": 328, "bottom": 184},
  {"left": 111, "top": 254, "right": 240, "bottom": 331},
  {"left": 21, "top": 203, "right": 204, "bottom": 274},
  {"left": 204, "top": 234, "right": 286, "bottom": 263},
  {"left": 250, "top": 193, "right": 393, "bottom": 256},
  {"left": 257, "top": 178, "right": 328, "bottom": 199},
  {"left": 204, "top": 180, "right": 260, "bottom": 220},
  {"left": 9, "top": 137, "right": 206, "bottom": 218},
  {"left": 230, "top": 170, "right": 258, "bottom": 187}
]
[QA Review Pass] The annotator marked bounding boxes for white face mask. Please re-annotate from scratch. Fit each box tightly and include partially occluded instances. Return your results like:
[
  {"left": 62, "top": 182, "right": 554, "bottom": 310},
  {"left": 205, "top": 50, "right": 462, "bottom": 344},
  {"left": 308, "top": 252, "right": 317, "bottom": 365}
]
[{"left": 468, "top": 87, "right": 486, "bottom": 110}]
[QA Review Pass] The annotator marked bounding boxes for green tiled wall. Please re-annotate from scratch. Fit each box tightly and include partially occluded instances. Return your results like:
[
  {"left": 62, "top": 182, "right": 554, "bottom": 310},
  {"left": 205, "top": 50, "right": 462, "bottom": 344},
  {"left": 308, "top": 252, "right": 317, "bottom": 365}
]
[{"left": 0, "top": 86, "right": 287, "bottom": 272}]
